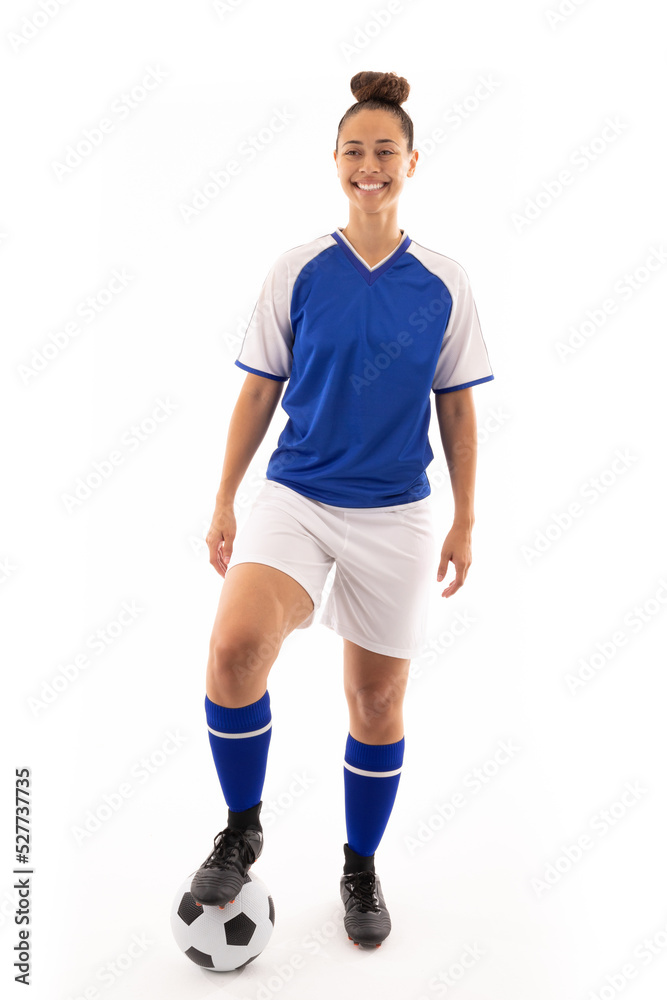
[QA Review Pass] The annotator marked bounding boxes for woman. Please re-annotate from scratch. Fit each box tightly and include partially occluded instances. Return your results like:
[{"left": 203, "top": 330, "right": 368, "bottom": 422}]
[{"left": 189, "top": 70, "right": 494, "bottom": 949}]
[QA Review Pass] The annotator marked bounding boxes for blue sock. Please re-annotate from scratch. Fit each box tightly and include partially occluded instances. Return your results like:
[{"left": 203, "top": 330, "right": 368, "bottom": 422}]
[
  {"left": 344, "top": 733, "right": 405, "bottom": 858},
  {"left": 205, "top": 690, "right": 272, "bottom": 813}
]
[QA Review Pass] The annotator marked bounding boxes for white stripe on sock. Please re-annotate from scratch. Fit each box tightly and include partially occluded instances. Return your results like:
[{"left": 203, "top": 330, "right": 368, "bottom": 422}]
[
  {"left": 207, "top": 720, "right": 272, "bottom": 739},
  {"left": 344, "top": 761, "right": 402, "bottom": 778}
]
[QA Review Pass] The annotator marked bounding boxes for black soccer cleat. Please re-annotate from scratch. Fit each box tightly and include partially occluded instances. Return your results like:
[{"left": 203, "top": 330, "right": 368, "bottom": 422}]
[
  {"left": 340, "top": 869, "right": 391, "bottom": 947},
  {"left": 190, "top": 803, "right": 263, "bottom": 908}
]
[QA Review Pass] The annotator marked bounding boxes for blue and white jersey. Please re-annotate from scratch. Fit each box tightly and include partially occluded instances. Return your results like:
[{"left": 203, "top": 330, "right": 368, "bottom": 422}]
[{"left": 236, "top": 227, "right": 494, "bottom": 508}]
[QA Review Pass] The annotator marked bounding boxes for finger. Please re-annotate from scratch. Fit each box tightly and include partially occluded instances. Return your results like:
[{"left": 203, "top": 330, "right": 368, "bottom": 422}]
[
  {"left": 436, "top": 556, "right": 450, "bottom": 582},
  {"left": 211, "top": 541, "right": 225, "bottom": 577},
  {"left": 441, "top": 564, "right": 466, "bottom": 597}
]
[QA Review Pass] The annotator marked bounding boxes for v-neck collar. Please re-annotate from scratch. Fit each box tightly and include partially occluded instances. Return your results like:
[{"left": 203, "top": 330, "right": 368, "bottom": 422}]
[{"left": 332, "top": 227, "right": 411, "bottom": 285}]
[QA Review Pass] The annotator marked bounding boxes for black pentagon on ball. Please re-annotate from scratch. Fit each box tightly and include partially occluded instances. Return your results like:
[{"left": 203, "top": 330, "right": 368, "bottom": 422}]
[
  {"left": 268, "top": 895, "right": 275, "bottom": 925},
  {"left": 185, "top": 945, "right": 214, "bottom": 968},
  {"left": 224, "top": 911, "right": 257, "bottom": 946},
  {"left": 235, "top": 953, "right": 260, "bottom": 970},
  {"left": 177, "top": 892, "right": 205, "bottom": 926}
]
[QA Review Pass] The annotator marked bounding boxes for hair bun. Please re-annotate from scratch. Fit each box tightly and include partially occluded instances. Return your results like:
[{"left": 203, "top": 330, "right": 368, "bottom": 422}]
[{"left": 350, "top": 70, "right": 410, "bottom": 106}]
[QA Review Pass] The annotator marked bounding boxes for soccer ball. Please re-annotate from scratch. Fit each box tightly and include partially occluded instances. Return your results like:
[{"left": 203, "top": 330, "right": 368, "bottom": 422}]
[{"left": 170, "top": 870, "right": 275, "bottom": 972}]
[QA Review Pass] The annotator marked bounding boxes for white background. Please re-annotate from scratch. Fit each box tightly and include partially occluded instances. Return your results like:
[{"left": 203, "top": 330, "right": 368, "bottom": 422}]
[{"left": 2, "top": 0, "right": 666, "bottom": 998}]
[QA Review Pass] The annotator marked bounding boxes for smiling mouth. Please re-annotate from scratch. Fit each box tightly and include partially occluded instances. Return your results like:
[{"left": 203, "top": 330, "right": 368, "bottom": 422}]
[{"left": 353, "top": 182, "right": 389, "bottom": 192}]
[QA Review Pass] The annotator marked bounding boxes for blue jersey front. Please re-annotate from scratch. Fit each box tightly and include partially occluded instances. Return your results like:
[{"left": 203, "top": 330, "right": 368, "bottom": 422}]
[{"left": 235, "top": 228, "right": 494, "bottom": 507}]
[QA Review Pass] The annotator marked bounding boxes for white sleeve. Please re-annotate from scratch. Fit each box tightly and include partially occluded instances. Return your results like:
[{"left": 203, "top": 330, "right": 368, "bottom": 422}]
[
  {"left": 235, "top": 254, "right": 293, "bottom": 381},
  {"left": 432, "top": 264, "right": 494, "bottom": 393}
]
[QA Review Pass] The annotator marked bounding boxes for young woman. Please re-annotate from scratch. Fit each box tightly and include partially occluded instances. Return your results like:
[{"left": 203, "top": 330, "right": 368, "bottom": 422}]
[{"left": 189, "top": 70, "right": 494, "bottom": 949}]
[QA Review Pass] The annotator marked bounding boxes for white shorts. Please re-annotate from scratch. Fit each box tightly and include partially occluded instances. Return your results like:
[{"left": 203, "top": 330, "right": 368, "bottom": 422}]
[{"left": 226, "top": 478, "right": 436, "bottom": 659}]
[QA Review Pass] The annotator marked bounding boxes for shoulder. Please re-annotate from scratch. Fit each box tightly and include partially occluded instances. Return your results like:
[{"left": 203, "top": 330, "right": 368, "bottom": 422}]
[
  {"left": 270, "top": 232, "right": 337, "bottom": 275},
  {"left": 405, "top": 238, "right": 471, "bottom": 287}
]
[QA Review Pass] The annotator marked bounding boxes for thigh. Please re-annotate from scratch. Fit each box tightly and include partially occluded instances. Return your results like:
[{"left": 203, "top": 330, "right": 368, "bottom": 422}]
[
  {"left": 321, "top": 498, "right": 436, "bottom": 659},
  {"left": 343, "top": 637, "right": 411, "bottom": 700},
  {"left": 226, "top": 479, "right": 336, "bottom": 631},
  {"left": 206, "top": 563, "right": 315, "bottom": 703},
  {"left": 211, "top": 562, "right": 314, "bottom": 650}
]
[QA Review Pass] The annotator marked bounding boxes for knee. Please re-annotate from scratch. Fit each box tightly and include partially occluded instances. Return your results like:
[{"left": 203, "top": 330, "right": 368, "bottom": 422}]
[
  {"left": 208, "top": 626, "right": 282, "bottom": 694},
  {"left": 347, "top": 680, "right": 407, "bottom": 726}
]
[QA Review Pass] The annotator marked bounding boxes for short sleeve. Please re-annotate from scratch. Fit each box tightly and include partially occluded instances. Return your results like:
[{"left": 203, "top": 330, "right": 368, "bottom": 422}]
[
  {"left": 432, "top": 265, "right": 494, "bottom": 394},
  {"left": 235, "top": 254, "right": 294, "bottom": 381}
]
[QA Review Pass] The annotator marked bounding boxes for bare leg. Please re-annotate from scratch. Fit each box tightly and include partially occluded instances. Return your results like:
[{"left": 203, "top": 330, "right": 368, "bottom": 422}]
[
  {"left": 206, "top": 562, "right": 314, "bottom": 706},
  {"left": 342, "top": 637, "right": 410, "bottom": 744}
]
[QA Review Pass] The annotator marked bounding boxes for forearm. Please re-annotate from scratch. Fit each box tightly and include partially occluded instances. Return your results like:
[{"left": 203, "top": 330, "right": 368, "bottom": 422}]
[
  {"left": 438, "top": 406, "right": 477, "bottom": 529},
  {"left": 215, "top": 385, "right": 280, "bottom": 506}
]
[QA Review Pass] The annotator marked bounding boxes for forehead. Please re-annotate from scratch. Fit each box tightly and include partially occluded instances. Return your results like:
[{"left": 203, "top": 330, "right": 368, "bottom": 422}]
[{"left": 339, "top": 107, "right": 403, "bottom": 145}]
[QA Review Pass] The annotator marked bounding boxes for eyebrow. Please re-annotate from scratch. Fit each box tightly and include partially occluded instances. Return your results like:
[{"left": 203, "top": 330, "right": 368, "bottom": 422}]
[{"left": 342, "top": 139, "right": 399, "bottom": 146}]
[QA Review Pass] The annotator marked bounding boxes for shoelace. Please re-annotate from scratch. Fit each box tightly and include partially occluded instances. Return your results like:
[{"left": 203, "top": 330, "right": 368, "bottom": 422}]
[
  {"left": 203, "top": 827, "right": 255, "bottom": 871},
  {"left": 344, "top": 870, "right": 381, "bottom": 913}
]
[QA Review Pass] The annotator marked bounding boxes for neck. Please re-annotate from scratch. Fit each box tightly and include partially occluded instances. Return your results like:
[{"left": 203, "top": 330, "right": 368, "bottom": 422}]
[{"left": 340, "top": 215, "right": 404, "bottom": 262}]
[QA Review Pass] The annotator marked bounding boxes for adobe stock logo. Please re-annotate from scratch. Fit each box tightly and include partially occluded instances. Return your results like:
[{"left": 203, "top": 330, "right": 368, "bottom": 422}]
[
  {"left": 348, "top": 332, "right": 414, "bottom": 394},
  {"left": 511, "top": 117, "right": 628, "bottom": 233}
]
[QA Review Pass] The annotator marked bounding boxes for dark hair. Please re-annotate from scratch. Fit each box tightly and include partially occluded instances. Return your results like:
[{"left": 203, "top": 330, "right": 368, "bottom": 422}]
[{"left": 336, "top": 71, "right": 413, "bottom": 154}]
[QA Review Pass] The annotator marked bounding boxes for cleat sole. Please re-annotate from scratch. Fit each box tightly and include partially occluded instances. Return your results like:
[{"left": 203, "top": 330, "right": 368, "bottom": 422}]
[{"left": 347, "top": 934, "right": 383, "bottom": 948}]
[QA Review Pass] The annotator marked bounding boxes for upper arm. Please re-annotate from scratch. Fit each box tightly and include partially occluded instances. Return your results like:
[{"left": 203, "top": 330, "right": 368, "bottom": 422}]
[
  {"left": 435, "top": 386, "right": 475, "bottom": 427},
  {"left": 235, "top": 254, "right": 294, "bottom": 382},
  {"left": 431, "top": 263, "right": 493, "bottom": 396},
  {"left": 240, "top": 371, "right": 285, "bottom": 410}
]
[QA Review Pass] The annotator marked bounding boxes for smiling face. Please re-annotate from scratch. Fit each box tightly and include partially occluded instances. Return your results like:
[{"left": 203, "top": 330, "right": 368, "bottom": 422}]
[{"left": 334, "top": 108, "right": 418, "bottom": 217}]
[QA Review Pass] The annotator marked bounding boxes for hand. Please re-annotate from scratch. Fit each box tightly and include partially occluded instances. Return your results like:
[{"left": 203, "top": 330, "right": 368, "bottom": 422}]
[
  {"left": 436, "top": 524, "right": 472, "bottom": 597},
  {"left": 206, "top": 503, "right": 237, "bottom": 578}
]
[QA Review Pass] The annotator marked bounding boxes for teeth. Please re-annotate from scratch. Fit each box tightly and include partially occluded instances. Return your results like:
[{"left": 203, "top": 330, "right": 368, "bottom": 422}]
[{"left": 355, "top": 182, "right": 387, "bottom": 190}]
